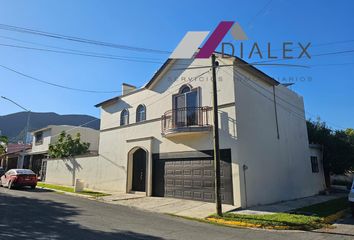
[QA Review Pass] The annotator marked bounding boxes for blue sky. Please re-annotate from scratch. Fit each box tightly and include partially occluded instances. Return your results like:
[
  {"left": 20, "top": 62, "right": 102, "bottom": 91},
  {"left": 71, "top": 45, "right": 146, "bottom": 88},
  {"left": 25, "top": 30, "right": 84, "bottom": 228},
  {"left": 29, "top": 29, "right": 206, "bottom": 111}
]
[{"left": 0, "top": 0, "right": 353, "bottom": 129}]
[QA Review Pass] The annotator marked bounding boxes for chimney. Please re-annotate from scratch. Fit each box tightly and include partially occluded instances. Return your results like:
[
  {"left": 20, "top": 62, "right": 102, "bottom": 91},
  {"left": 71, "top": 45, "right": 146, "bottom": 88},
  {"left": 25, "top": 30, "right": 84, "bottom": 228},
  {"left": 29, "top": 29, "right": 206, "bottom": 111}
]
[{"left": 122, "top": 83, "right": 137, "bottom": 95}]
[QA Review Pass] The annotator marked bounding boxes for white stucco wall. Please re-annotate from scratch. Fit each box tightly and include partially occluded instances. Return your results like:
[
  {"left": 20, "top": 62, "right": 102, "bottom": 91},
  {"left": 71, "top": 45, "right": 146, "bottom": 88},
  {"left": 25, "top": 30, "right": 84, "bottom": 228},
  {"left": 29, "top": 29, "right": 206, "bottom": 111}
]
[
  {"left": 309, "top": 145, "right": 326, "bottom": 190},
  {"left": 233, "top": 66, "right": 325, "bottom": 207}
]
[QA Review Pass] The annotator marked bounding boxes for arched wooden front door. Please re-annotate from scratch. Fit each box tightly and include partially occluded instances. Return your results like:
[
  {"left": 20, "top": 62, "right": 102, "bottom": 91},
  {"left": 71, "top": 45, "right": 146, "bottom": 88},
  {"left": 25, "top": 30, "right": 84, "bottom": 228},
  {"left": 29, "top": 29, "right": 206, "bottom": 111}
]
[{"left": 132, "top": 148, "right": 146, "bottom": 192}]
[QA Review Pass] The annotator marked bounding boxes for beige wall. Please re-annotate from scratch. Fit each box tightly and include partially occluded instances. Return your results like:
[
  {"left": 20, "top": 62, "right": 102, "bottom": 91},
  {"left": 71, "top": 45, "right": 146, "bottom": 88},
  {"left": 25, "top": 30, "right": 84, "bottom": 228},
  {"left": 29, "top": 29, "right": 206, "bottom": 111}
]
[
  {"left": 45, "top": 155, "right": 125, "bottom": 192},
  {"left": 232, "top": 66, "right": 325, "bottom": 207},
  {"left": 31, "top": 128, "right": 52, "bottom": 153},
  {"left": 31, "top": 125, "right": 99, "bottom": 154},
  {"left": 97, "top": 57, "right": 243, "bottom": 206}
]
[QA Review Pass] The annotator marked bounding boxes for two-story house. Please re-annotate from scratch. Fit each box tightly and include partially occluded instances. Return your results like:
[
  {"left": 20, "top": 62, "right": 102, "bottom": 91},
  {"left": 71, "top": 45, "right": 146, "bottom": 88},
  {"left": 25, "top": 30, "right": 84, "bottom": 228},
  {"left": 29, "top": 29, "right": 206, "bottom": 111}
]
[
  {"left": 42, "top": 53, "right": 325, "bottom": 207},
  {"left": 90, "top": 53, "right": 325, "bottom": 208},
  {"left": 25, "top": 125, "right": 99, "bottom": 176}
]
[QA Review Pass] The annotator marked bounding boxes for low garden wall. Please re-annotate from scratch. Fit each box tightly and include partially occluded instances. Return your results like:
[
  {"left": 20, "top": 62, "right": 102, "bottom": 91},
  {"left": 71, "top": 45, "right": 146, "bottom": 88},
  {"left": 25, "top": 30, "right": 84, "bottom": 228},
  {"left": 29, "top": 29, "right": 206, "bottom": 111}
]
[{"left": 44, "top": 154, "right": 125, "bottom": 192}]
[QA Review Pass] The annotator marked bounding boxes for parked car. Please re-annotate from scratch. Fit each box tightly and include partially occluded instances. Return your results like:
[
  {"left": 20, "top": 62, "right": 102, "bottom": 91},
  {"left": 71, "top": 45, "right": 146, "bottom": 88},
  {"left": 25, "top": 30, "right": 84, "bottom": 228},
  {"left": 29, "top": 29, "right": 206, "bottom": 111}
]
[
  {"left": 0, "top": 167, "right": 5, "bottom": 177},
  {"left": 0, "top": 169, "right": 37, "bottom": 189},
  {"left": 349, "top": 179, "right": 354, "bottom": 217}
]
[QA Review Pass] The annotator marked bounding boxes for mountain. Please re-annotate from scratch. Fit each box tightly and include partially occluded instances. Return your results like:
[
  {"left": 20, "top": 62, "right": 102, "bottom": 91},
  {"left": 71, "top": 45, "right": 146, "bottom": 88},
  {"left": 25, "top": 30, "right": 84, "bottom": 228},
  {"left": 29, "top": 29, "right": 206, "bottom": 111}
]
[{"left": 0, "top": 112, "right": 100, "bottom": 142}]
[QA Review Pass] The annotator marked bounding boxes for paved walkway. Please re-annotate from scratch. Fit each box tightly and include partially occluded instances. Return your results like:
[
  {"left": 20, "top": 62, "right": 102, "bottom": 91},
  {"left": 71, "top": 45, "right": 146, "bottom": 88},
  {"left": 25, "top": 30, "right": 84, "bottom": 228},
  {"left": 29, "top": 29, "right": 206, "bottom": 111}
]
[
  {"left": 99, "top": 193, "right": 236, "bottom": 218},
  {"left": 95, "top": 192, "right": 348, "bottom": 218}
]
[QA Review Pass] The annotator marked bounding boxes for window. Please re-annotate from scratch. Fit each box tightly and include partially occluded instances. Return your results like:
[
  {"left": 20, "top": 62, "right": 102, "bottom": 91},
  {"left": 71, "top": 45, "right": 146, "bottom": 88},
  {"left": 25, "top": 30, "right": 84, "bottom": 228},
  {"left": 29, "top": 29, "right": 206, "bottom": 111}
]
[
  {"left": 120, "top": 109, "right": 129, "bottom": 126},
  {"left": 311, "top": 156, "right": 319, "bottom": 173},
  {"left": 136, "top": 105, "right": 146, "bottom": 123},
  {"left": 173, "top": 85, "right": 199, "bottom": 126},
  {"left": 179, "top": 85, "right": 191, "bottom": 94},
  {"left": 35, "top": 132, "right": 43, "bottom": 145}
]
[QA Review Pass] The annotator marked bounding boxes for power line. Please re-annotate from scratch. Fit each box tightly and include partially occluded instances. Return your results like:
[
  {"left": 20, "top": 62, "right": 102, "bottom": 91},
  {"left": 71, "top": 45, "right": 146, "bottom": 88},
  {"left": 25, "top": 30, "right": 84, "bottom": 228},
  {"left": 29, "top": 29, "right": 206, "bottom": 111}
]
[
  {"left": 0, "top": 42, "right": 164, "bottom": 64},
  {"left": 55, "top": 70, "right": 212, "bottom": 132},
  {"left": 249, "top": 48, "right": 354, "bottom": 67},
  {"left": 313, "top": 49, "right": 354, "bottom": 57},
  {"left": 310, "top": 62, "right": 354, "bottom": 67},
  {"left": 218, "top": 62, "right": 346, "bottom": 129},
  {"left": 247, "top": 0, "right": 273, "bottom": 26},
  {"left": 0, "top": 23, "right": 171, "bottom": 54},
  {"left": 0, "top": 64, "right": 123, "bottom": 94},
  {"left": 0, "top": 37, "right": 203, "bottom": 68},
  {"left": 266, "top": 39, "right": 354, "bottom": 54},
  {"left": 2, "top": 40, "right": 353, "bottom": 68},
  {"left": 0, "top": 35, "right": 163, "bottom": 61}
]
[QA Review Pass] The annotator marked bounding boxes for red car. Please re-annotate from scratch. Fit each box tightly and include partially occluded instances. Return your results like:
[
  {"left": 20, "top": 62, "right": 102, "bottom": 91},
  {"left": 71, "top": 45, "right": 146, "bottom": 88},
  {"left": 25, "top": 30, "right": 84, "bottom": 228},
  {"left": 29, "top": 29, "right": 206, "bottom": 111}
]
[{"left": 0, "top": 169, "right": 37, "bottom": 189}]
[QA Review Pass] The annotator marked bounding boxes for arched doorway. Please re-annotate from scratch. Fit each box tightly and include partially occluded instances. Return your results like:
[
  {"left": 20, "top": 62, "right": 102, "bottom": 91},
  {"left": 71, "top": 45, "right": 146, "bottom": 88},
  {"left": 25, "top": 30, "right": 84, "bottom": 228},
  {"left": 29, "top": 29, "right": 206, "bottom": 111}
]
[{"left": 131, "top": 148, "right": 147, "bottom": 192}]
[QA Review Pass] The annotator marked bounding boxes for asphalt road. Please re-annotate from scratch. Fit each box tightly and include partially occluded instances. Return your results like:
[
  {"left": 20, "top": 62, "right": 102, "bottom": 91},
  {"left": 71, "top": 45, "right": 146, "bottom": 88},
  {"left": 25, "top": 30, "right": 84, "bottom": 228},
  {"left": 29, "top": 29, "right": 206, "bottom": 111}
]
[{"left": 0, "top": 187, "right": 353, "bottom": 240}]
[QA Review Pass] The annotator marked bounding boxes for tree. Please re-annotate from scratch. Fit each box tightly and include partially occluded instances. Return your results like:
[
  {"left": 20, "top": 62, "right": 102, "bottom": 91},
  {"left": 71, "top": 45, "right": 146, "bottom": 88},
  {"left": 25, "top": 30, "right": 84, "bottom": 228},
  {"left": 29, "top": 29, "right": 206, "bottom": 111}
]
[
  {"left": 48, "top": 131, "right": 90, "bottom": 159},
  {"left": 344, "top": 128, "right": 354, "bottom": 145},
  {"left": 307, "top": 119, "right": 354, "bottom": 186},
  {"left": 0, "top": 135, "right": 8, "bottom": 156}
]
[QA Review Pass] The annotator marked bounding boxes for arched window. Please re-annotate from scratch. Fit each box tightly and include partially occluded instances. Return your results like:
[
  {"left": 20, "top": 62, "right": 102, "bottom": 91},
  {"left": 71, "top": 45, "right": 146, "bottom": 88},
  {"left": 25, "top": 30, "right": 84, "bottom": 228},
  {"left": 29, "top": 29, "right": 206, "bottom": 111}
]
[
  {"left": 120, "top": 109, "right": 129, "bottom": 126},
  {"left": 136, "top": 104, "right": 146, "bottom": 123},
  {"left": 179, "top": 85, "right": 191, "bottom": 94}
]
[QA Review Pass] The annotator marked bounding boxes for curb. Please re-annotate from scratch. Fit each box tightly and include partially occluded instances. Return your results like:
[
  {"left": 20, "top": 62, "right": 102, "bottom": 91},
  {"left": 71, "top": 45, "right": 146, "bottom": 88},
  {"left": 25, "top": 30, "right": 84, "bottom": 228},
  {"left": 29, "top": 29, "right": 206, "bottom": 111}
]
[
  {"left": 323, "top": 209, "right": 348, "bottom": 223},
  {"left": 205, "top": 208, "right": 349, "bottom": 231},
  {"left": 206, "top": 217, "right": 292, "bottom": 230},
  {"left": 37, "top": 186, "right": 106, "bottom": 200}
]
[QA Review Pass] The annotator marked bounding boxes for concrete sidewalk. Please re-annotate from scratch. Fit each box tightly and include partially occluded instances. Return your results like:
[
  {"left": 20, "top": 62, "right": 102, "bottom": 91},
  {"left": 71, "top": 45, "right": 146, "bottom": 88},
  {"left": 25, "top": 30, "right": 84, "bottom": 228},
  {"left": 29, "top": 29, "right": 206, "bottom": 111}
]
[
  {"left": 40, "top": 183, "right": 347, "bottom": 219},
  {"left": 314, "top": 214, "right": 354, "bottom": 237},
  {"left": 99, "top": 193, "right": 236, "bottom": 218},
  {"left": 97, "top": 192, "right": 346, "bottom": 218},
  {"left": 232, "top": 193, "right": 346, "bottom": 215}
]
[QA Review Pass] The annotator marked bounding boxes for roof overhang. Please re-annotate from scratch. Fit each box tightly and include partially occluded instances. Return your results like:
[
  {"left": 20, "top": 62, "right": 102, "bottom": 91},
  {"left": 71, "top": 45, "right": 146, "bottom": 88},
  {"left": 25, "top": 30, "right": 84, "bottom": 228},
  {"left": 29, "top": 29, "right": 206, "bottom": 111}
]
[
  {"left": 95, "top": 54, "right": 279, "bottom": 108},
  {"left": 31, "top": 126, "right": 51, "bottom": 134}
]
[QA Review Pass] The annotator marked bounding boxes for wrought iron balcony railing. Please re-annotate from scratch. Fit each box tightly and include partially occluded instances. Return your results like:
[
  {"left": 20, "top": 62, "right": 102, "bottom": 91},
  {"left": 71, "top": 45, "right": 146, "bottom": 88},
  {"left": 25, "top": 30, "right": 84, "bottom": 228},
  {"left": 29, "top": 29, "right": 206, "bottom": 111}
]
[{"left": 161, "top": 107, "right": 212, "bottom": 136}]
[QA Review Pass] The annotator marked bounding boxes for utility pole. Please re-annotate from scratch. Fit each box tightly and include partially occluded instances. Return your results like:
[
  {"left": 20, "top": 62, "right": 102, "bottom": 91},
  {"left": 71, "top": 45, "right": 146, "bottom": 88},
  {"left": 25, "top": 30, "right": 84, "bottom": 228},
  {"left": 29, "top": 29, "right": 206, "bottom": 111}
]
[
  {"left": 1, "top": 96, "right": 31, "bottom": 168},
  {"left": 211, "top": 54, "right": 222, "bottom": 216}
]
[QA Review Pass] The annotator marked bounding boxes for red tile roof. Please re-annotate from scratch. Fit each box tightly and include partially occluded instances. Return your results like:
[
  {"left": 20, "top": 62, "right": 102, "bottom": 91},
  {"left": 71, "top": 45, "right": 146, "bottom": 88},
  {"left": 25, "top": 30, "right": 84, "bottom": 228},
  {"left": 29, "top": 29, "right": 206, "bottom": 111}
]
[{"left": 5, "top": 143, "right": 32, "bottom": 155}]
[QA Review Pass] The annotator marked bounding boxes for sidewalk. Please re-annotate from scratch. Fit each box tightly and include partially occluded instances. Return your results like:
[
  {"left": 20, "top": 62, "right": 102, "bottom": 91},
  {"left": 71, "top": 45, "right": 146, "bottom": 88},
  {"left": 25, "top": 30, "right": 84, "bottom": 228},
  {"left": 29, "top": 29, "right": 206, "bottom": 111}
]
[
  {"left": 98, "top": 193, "right": 236, "bottom": 218},
  {"left": 314, "top": 214, "right": 354, "bottom": 237},
  {"left": 232, "top": 193, "right": 346, "bottom": 215},
  {"left": 39, "top": 183, "right": 348, "bottom": 220}
]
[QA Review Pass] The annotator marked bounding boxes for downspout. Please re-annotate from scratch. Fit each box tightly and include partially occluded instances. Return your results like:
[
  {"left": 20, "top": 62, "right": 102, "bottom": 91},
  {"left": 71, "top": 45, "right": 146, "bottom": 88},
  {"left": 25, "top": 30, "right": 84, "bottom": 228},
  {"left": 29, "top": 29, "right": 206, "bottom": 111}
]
[
  {"left": 272, "top": 86, "right": 280, "bottom": 139},
  {"left": 243, "top": 164, "right": 248, "bottom": 208}
]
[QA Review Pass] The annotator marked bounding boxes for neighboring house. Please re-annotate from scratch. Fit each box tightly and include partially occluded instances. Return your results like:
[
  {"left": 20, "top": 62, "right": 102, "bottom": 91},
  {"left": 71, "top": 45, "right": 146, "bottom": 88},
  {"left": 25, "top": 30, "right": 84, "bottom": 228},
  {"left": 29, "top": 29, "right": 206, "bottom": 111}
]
[
  {"left": 0, "top": 143, "right": 32, "bottom": 170},
  {"left": 45, "top": 53, "right": 326, "bottom": 208},
  {"left": 26, "top": 125, "right": 99, "bottom": 176}
]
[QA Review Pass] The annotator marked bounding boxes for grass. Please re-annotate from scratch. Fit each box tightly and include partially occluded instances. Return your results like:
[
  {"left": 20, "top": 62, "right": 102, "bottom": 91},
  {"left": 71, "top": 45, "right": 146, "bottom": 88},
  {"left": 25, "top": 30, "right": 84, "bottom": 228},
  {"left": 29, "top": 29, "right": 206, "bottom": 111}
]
[
  {"left": 332, "top": 179, "right": 351, "bottom": 187},
  {"left": 37, "top": 182, "right": 111, "bottom": 198},
  {"left": 294, "top": 197, "right": 349, "bottom": 217},
  {"left": 209, "top": 213, "right": 323, "bottom": 230},
  {"left": 207, "top": 197, "right": 349, "bottom": 230}
]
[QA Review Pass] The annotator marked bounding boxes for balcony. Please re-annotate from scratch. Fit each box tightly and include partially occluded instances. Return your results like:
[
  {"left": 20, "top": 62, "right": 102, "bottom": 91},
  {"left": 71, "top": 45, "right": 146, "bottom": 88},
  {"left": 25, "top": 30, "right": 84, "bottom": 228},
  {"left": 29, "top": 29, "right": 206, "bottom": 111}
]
[{"left": 161, "top": 107, "right": 212, "bottom": 137}]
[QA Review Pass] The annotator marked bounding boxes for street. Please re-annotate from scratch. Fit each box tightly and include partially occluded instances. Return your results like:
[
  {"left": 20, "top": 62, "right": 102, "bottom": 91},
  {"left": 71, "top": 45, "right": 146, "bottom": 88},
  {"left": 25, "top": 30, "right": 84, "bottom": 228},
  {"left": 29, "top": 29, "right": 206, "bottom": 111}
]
[{"left": 0, "top": 187, "right": 353, "bottom": 240}]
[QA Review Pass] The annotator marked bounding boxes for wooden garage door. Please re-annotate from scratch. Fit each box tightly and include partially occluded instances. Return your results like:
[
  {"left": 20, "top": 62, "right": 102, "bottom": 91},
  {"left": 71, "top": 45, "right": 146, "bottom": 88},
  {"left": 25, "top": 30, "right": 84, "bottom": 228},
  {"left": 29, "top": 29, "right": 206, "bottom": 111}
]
[{"left": 153, "top": 149, "right": 233, "bottom": 204}]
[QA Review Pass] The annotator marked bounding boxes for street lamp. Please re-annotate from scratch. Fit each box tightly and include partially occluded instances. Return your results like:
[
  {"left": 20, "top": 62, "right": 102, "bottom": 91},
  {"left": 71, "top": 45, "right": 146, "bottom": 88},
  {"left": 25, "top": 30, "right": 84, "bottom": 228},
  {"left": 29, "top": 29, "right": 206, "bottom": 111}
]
[{"left": 1, "top": 96, "right": 31, "bottom": 168}]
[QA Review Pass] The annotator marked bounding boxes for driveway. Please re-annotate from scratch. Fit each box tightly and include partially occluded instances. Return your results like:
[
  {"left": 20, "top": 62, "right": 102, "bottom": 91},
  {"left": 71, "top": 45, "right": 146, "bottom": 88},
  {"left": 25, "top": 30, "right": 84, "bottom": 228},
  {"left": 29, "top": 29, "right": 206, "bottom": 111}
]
[
  {"left": 0, "top": 187, "right": 353, "bottom": 240},
  {"left": 100, "top": 193, "right": 236, "bottom": 218}
]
